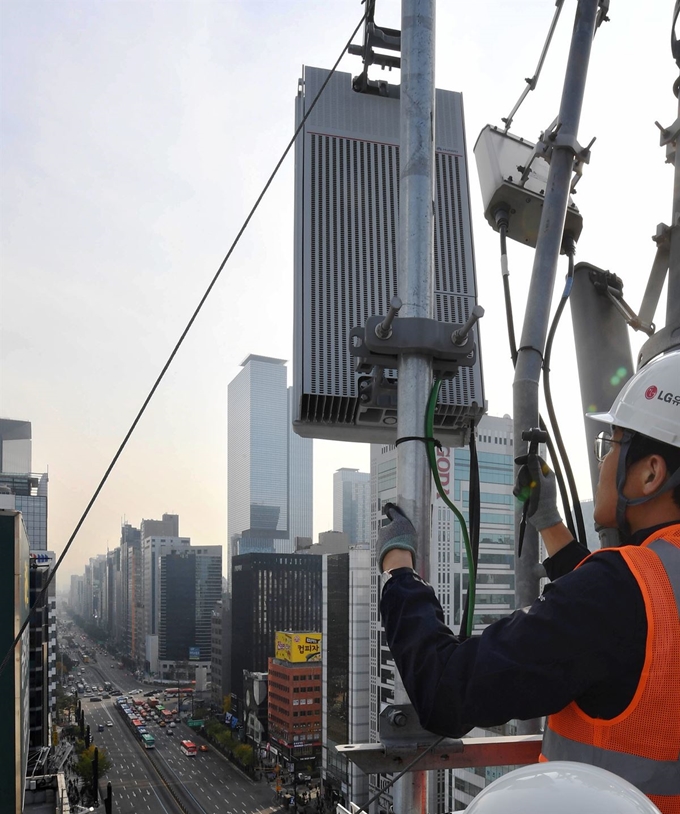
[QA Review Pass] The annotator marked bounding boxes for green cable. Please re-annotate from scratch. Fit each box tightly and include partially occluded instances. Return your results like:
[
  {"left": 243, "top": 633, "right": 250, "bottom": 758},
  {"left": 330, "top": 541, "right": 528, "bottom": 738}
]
[{"left": 425, "top": 379, "right": 476, "bottom": 638}]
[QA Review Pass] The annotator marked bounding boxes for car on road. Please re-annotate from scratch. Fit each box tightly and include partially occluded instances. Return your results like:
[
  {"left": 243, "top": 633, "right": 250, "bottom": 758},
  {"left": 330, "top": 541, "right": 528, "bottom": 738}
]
[
  {"left": 199, "top": 745, "right": 209, "bottom": 752},
  {"left": 158, "top": 721, "right": 166, "bottom": 727},
  {"left": 143, "top": 690, "right": 155, "bottom": 697},
  {"left": 102, "top": 694, "right": 111, "bottom": 699},
  {"left": 169, "top": 722, "right": 176, "bottom": 728},
  {"left": 106, "top": 721, "right": 113, "bottom": 727},
  {"left": 167, "top": 728, "right": 174, "bottom": 736},
  {"left": 98, "top": 724, "right": 105, "bottom": 732},
  {"left": 90, "top": 696, "right": 102, "bottom": 702}
]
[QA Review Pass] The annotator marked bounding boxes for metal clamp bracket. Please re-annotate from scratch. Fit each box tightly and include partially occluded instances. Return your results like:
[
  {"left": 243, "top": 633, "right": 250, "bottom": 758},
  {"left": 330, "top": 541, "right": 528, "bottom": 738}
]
[
  {"left": 519, "top": 119, "right": 594, "bottom": 193},
  {"left": 589, "top": 268, "right": 655, "bottom": 335},
  {"left": 335, "top": 705, "right": 543, "bottom": 774},
  {"left": 349, "top": 305, "right": 483, "bottom": 380},
  {"left": 655, "top": 117, "right": 680, "bottom": 164}
]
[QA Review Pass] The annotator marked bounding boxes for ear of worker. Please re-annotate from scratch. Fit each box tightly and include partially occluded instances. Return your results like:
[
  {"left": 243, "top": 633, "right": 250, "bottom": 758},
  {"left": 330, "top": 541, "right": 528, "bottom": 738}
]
[{"left": 514, "top": 454, "right": 562, "bottom": 531}]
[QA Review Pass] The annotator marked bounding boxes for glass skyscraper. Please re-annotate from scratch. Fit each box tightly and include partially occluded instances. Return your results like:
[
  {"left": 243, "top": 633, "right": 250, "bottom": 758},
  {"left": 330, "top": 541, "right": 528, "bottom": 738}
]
[{"left": 227, "top": 355, "right": 313, "bottom": 584}]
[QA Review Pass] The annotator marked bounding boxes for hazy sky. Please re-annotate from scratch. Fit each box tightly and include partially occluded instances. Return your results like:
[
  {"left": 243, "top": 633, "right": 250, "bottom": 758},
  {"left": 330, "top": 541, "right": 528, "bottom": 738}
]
[{"left": 1, "top": 1, "right": 674, "bottom": 590}]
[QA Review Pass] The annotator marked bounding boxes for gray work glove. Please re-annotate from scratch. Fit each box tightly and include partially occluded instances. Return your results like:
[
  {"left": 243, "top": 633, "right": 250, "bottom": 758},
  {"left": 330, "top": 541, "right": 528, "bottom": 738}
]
[
  {"left": 513, "top": 454, "right": 562, "bottom": 531},
  {"left": 376, "top": 503, "right": 418, "bottom": 572}
]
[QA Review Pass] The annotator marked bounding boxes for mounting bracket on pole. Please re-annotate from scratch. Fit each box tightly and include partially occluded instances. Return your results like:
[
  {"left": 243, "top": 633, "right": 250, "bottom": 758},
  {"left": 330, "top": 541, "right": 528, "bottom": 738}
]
[
  {"left": 348, "top": 0, "right": 401, "bottom": 96},
  {"left": 335, "top": 704, "right": 542, "bottom": 774},
  {"left": 518, "top": 118, "right": 595, "bottom": 193},
  {"left": 588, "top": 268, "right": 655, "bottom": 335},
  {"left": 349, "top": 305, "right": 483, "bottom": 380}
]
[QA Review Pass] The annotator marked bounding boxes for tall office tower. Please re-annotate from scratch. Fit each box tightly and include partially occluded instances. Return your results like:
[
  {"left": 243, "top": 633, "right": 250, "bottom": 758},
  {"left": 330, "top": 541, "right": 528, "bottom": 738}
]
[
  {"left": 120, "top": 522, "right": 141, "bottom": 661},
  {"left": 210, "top": 597, "right": 230, "bottom": 708},
  {"left": 0, "top": 419, "right": 55, "bottom": 757},
  {"left": 227, "top": 356, "right": 313, "bottom": 583},
  {"left": 288, "top": 386, "right": 313, "bottom": 549},
  {"left": 140, "top": 535, "right": 191, "bottom": 669},
  {"left": 0, "top": 509, "right": 30, "bottom": 814},
  {"left": 157, "top": 545, "right": 222, "bottom": 680},
  {"left": 333, "top": 469, "right": 370, "bottom": 545},
  {"left": 28, "top": 551, "right": 55, "bottom": 749},
  {"left": 322, "top": 546, "right": 370, "bottom": 809},
  {"left": 369, "top": 415, "right": 516, "bottom": 812},
  {"left": 141, "top": 513, "right": 179, "bottom": 540},
  {"left": 0, "top": 420, "right": 48, "bottom": 550},
  {"left": 69, "top": 575, "right": 84, "bottom": 617},
  {"left": 230, "top": 553, "right": 322, "bottom": 714}
]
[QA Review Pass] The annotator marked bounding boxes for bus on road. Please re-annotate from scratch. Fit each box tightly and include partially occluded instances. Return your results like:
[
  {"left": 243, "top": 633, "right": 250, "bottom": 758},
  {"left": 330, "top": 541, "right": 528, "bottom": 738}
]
[
  {"left": 141, "top": 733, "right": 155, "bottom": 749},
  {"left": 180, "top": 740, "right": 197, "bottom": 756}
]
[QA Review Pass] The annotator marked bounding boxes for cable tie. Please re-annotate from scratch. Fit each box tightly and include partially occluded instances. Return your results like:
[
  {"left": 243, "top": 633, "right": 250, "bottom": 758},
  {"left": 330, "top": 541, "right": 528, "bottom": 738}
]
[
  {"left": 516, "top": 345, "right": 544, "bottom": 361},
  {"left": 395, "top": 435, "right": 443, "bottom": 450}
]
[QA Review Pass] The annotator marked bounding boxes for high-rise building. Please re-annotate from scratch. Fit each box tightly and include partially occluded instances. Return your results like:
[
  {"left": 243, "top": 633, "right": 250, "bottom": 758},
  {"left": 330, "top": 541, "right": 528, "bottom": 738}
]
[
  {"left": 322, "top": 546, "right": 370, "bottom": 809},
  {"left": 141, "top": 513, "right": 179, "bottom": 541},
  {"left": 120, "top": 522, "right": 141, "bottom": 661},
  {"left": 369, "top": 415, "right": 517, "bottom": 812},
  {"left": 0, "top": 509, "right": 31, "bottom": 814},
  {"left": 140, "top": 534, "right": 191, "bottom": 668},
  {"left": 28, "top": 550, "right": 57, "bottom": 749},
  {"left": 210, "top": 597, "right": 231, "bottom": 708},
  {"left": 0, "top": 420, "right": 55, "bottom": 759},
  {"left": 333, "top": 469, "right": 370, "bottom": 545},
  {"left": 268, "top": 640, "right": 322, "bottom": 768},
  {"left": 227, "top": 356, "right": 313, "bottom": 588},
  {"left": 157, "top": 545, "right": 222, "bottom": 680},
  {"left": 230, "top": 553, "right": 322, "bottom": 713}
]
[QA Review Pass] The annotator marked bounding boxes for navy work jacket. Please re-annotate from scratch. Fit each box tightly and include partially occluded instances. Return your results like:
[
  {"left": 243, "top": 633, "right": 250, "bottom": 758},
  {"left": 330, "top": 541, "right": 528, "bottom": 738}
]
[{"left": 379, "top": 523, "right": 674, "bottom": 739}]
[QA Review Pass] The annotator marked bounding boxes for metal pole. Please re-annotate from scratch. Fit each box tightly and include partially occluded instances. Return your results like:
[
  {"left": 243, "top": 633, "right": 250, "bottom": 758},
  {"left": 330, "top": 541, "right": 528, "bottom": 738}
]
[
  {"left": 394, "top": 1, "right": 435, "bottom": 813},
  {"left": 513, "top": 0, "right": 598, "bottom": 732},
  {"left": 667, "top": 73, "right": 680, "bottom": 331}
]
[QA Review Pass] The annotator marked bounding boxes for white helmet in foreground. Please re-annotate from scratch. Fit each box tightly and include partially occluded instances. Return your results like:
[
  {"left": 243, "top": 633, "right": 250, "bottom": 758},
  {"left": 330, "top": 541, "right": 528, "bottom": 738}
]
[
  {"left": 588, "top": 348, "right": 680, "bottom": 447},
  {"left": 464, "top": 761, "right": 661, "bottom": 813},
  {"left": 587, "top": 349, "right": 680, "bottom": 532}
]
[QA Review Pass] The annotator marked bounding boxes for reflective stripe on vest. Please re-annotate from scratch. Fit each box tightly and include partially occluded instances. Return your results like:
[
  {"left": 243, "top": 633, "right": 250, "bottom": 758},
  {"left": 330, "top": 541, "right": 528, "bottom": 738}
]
[
  {"left": 542, "top": 728, "right": 680, "bottom": 796},
  {"left": 541, "top": 528, "right": 680, "bottom": 806}
]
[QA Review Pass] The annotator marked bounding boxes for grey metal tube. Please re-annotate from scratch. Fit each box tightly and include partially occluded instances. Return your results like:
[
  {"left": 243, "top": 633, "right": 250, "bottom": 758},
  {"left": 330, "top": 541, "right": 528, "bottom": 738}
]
[
  {"left": 394, "top": 1, "right": 435, "bottom": 813},
  {"left": 570, "top": 262, "right": 633, "bottom": 548},
  {"left": 667, "top": 76, "right": 680, "bottom": 332},
  {"left": 514, "top": 0, "right": 599, "bottom": 609}
]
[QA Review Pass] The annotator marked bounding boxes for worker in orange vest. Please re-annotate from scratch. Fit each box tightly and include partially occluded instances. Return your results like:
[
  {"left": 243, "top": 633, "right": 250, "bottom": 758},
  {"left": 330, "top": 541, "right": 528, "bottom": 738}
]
[{"left": 378, "top": 349, "right": 680, "bottom": 813}]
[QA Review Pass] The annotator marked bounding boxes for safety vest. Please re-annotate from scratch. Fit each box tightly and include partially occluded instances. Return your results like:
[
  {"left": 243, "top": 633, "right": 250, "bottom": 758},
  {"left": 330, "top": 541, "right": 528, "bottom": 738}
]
[{"left": 540, "top": 524, "right": 680, "bottom": 814}]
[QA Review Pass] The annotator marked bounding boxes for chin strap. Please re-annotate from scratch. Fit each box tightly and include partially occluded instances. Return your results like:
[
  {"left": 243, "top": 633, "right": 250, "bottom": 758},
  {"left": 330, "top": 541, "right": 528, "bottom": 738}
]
[{"left": 615, "top": 430, "right": 680, "bottom": 536}]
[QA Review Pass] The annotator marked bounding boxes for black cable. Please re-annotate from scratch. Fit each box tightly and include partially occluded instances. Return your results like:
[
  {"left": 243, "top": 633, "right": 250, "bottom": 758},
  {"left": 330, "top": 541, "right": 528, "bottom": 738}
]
[
  {"left": 495, "top": 215, "right": 576, "bottom": 536},
  {"left": 499, "top": 221, "right": 518, "bottom": 366},
  {"left": 543, "top": 237, "right": 587, "bottom": 547},
  {"left": 0, "top": 8, "right": 369, "bottom": 680},
  {"left": 460, "top": 420, "right": 480, "bottom": 639}
]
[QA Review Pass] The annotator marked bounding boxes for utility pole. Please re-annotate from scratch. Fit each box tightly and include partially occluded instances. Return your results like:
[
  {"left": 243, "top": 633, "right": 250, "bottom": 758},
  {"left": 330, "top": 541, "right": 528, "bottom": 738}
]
[
  {"left": 513, "top": 0, "right": 599, "bottom": 628},
  {"left": 393, "top": 1, "right": 435, "bottom": 813}
]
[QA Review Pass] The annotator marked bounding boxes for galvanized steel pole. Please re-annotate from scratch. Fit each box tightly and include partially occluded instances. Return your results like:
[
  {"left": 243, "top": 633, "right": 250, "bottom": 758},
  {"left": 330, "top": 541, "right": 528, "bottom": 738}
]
[
  {"left": 394, "top": 1, "right": 435, "bottom": 812},
  {"left": 513, "top": 0, "right": 599, "bottom": 643}
]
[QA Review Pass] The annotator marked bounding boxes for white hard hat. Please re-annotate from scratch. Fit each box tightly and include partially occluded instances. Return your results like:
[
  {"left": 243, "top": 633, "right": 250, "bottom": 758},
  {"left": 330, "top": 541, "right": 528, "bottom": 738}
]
[
  {"left": 464, "top": 761, "right": 661, "bottom": 814},
  {"left": 588, "top": 348, "right": 680, "bottom": 447}
]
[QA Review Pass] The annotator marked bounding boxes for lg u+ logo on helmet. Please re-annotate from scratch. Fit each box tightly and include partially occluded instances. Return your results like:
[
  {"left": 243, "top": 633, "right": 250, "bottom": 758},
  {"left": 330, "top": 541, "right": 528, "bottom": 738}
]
[{"left": 645, "top": 384, "right": 680, "bottom": 406}]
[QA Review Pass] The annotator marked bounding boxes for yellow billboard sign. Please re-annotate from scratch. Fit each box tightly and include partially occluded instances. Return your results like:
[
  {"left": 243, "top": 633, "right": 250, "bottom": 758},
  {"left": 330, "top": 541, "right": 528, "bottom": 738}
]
[{"left": 275, "top": 631, "right": 322, "bottom": 663}]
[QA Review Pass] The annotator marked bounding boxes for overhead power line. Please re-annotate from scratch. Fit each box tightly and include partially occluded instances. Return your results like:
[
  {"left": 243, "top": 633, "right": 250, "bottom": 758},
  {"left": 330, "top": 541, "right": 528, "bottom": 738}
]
[{"left": 0, "top": 7, "right": 368, "bottom": 678}]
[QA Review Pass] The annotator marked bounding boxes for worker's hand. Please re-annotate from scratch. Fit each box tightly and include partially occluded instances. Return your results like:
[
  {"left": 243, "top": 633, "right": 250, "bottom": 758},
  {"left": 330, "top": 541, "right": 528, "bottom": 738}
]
[
  {"left": 513, "top": 454, "right": 562, "bottom": 531},
  {"left": 376, "top": 503, "right": 417, "bottom": 572}
]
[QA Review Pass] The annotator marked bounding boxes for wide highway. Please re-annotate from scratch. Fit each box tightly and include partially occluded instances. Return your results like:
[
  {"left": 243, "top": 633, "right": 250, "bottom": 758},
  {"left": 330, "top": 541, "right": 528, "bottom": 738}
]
[{"left": 73, "top": 636, "right": 278, "bottom": 814}]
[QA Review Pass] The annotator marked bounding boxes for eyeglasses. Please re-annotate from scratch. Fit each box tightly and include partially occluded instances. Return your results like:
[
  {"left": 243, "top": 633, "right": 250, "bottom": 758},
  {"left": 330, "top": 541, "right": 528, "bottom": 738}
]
[{"left": 594, "top": 430, "right": 623, "bottom": 463}]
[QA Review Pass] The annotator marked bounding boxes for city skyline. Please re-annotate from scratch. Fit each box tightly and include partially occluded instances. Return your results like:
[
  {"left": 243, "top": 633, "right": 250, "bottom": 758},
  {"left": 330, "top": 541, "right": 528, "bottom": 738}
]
[{"left": 2, "top": 2, "right": 672, "bottom": 592}]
